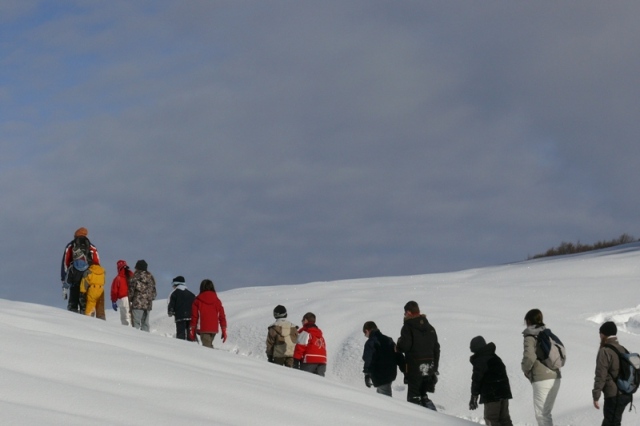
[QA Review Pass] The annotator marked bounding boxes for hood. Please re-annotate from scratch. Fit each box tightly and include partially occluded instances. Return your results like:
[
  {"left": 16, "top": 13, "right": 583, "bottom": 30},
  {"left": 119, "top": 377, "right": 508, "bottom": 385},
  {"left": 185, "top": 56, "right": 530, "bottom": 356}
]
[
  {"left": 470, "top": 342, "right": 496, "bottom": 359},
  {"left": 404, "top": 314, "right": 431, "bottom": 332},
  {"left": 522, "top": 324, "right": 545, "bottom": 337},
  {"left": 88, "top": 264, "right": 105, "bottom": 276},
  {"left": 197, "top": 291, "right": 219, "bottom": 305}
]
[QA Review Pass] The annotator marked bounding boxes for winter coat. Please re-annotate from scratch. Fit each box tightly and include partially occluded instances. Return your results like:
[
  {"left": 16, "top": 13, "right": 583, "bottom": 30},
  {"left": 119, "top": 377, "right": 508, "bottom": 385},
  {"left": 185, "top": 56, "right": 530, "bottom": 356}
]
[
  {"left": 60, "top": 239, "right": 100, "bottom": 281},
  {"left": 593, "top": 337, "right": 625, "bottom": 400},
  {"left": 362, "top": 329, "right": 398, "bottom": 387},
  {"left": 294, "top": 323, "right": 327, "bottom": 365},
  {"left": 168, "top": 285, "right": 196, "bottom": 322},
  {"left": 129, "top": 270, "right": 157, "bottom": 311},
  {"left": 80, "top": 264, "right": 106, "bottom": 294},
  {"left": 521, "top": 325, "right": 562, "bottom": 382},
  {"left": 470, "top": 342, "right": 513, "bottom": 404},
  {"left": 397, "top": 314, "right": 440, "bottom": 375},
  {"left": 110, "top": 263, "right": 132, "bottom": 302},
  {"left": 266, "top": 318, "right": 298, "bottom": 358},
  {"left": 190, "top": 291, "right": 227, "bottom": 334}
]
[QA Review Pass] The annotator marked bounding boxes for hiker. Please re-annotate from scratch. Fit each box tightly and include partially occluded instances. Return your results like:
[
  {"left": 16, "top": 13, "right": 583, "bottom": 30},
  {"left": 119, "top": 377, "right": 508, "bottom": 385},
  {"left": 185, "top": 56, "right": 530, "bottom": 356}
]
[
  {"left": 362, "top": 321, "right": 398, "bottom": 397},
  {"left": 593, "top": 321, "right": 633, "bottom": 425},
  {"left": 266, "top": 305, "right": 298, "bottom": 367},
  {"left": 521, "top": 309, "right": 561, "bottom": 426},
  {"left": 469, "top": 336, "right": 513, "bottom": 426},
  {"left": 396, "top": 301, "right": 440, "bottom": 410},
  {"left": 167, "top": 276, "right": 196, "bottom": 341},
  {"left": 60, "top": 227, "right": 100, "bottom": 313},
  {"left": 80, "top": 262, "right": 106, "bottom": 320},
  {"left": 189, "top": 279, "right": 227, "bottom": 348},
  {"left": 128, "top": 260, "right": 157, "bottom": 332},
  {"left": 110, "top": 260, "right": 133, "bottom": 326},
  {"left": 293, "top": 312, "right": 327, "bottom": 376}
]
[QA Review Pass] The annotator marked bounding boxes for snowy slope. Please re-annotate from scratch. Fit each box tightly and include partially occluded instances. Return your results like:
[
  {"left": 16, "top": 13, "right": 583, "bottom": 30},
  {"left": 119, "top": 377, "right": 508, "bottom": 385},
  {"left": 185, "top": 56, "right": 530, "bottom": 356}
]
[{"left": 2, "top": 243, "right": 640, "bottom": 425}]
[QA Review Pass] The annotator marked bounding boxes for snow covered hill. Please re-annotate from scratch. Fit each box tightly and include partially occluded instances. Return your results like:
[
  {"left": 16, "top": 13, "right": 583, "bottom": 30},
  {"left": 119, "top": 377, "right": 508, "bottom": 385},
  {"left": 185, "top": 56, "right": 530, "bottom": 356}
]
[{"left": 2, "top": 244, "right": 640, "bottom": 425}]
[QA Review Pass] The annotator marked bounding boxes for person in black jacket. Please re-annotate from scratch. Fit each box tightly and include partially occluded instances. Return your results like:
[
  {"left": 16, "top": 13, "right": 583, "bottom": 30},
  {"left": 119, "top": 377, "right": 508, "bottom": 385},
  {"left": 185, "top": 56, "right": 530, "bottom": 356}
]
[
  {"left": 396, "top": 301, "right": 440, "bottom": 410},
  {"left": 469, "top": 335, "right": 513, "bottom": 426},
  {"left": 362, "top": 321, "right": 399, "bottom": 397},
  {"left": 167, "top": 276, "right": 196, "bottom": 341}
]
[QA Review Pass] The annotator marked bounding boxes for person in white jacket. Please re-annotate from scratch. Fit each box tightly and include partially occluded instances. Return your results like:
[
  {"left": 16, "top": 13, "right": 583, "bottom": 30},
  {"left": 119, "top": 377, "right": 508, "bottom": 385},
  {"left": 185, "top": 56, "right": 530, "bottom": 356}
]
[{"left": 521, "top": 309, "right": 561, "bottom": 426}]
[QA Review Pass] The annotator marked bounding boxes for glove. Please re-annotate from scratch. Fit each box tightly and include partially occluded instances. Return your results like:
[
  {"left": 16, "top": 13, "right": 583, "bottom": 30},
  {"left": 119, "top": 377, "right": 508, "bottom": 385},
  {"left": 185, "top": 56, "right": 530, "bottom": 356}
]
[
  {"left": 221, "top": 329, "right": 228, "bottom": 343},
  {"left": 189, "top": 328, "right": 196, "bottom": 341},
  {"left": 365, "top": 374, "right": 373, "bottom": 388},
  {"left": 268, "top": 356, "right": 274, "bottom": 363},
  {"left": 112, "top": 302, "right": 118, "bottom": 311},
  {"left": 62, "top": 287, "right": 68, "bottom": 300},
  {"left": 293, "top": 359, "right": 301, "bottom": 369},
  {"left": 469, "top": 394, "right": 479, "bottom": 410}
]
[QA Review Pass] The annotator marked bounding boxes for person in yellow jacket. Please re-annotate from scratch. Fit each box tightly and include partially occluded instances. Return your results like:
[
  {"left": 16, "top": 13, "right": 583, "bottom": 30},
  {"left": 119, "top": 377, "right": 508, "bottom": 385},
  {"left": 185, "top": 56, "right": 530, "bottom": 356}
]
[{"left": 80, "top": 263, "right": 106, "bottom": 320}]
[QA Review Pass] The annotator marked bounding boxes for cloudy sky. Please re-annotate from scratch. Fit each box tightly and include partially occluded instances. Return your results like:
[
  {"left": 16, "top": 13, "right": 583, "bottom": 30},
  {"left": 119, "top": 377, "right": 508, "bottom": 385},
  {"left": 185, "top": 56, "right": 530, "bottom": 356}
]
[{"left": 2, "top": 1, "right": 639, "bottom": 306}]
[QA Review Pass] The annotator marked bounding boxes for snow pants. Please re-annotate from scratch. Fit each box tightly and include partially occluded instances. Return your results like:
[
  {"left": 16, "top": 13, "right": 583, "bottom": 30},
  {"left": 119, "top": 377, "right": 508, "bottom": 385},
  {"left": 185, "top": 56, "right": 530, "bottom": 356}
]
[
  {"left": 85, "top": 285, "right": 105, "bottom": 320},
  {"left": 200, "top": 332, "right": 216, "bottom": 348},
  {"left": 531, "top": 378, "right": 560, "bottom": 426},
  {"left": 116, "top": 297, "right": 131, "bottom": 326}
]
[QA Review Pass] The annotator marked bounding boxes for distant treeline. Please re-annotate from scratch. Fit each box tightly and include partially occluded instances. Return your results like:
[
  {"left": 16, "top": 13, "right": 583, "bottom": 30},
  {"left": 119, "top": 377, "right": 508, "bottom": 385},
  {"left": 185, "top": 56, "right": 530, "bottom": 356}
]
[{"left": 529, "top": 233, "right": 638, "bottom": 260}]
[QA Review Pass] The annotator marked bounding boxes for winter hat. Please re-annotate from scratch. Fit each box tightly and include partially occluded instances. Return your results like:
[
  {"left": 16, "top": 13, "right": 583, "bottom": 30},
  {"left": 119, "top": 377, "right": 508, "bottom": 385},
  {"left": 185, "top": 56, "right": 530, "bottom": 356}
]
[
  {"left": 74, "top": 227, "right": 88, "bottom": 237},
  {"left": 172, "top": 276, "right": 185, "bottom": 286},
  {"left": 116, "top": 260, "right": 128, "bottom": 270},
  {"left": 273, "top": 305, "right": 287, "bottom": 319},
  {"left": 135, "top": 259, "right": 148, "bottom": 272},
  {"left": 470, "top": 335, "right": 487, "bottom": 353},
  {"left": 599, "top": 321, "right": 617, "bottom": 337}
]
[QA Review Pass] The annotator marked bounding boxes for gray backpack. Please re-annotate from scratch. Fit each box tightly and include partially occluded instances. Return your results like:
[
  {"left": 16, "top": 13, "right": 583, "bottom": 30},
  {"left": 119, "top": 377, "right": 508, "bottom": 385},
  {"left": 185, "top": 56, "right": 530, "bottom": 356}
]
[{"left": 536, "top": 329, "right": 566, "bottom": 370}]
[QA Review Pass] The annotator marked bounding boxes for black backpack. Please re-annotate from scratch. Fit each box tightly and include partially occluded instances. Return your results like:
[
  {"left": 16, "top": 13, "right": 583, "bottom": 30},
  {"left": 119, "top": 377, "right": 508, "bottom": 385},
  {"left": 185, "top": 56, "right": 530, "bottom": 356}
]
[
  {"left": 72, "top": 236, "right": 93, "bottom": 264},
  {"left": 64, "top": 237, "right": 93, "bottom": 287}
]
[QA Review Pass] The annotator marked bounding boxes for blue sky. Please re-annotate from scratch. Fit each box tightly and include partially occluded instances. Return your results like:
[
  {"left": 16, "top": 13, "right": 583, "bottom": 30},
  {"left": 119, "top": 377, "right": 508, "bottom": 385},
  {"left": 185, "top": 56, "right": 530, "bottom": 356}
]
[{"left": 2, "top": 1, "right": 639, "bottom": 306}]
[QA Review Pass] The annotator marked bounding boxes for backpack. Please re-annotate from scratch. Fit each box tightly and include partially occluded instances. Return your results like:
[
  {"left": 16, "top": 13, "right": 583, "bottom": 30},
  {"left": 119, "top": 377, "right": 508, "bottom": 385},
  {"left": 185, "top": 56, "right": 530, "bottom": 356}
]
[
  {"left": 65, "top": 259, "right": 89, "bottom": 287},
  {"left": 605, "top": 344, "right": 640, "bottom": 395},
  {"left": 536, "top": 328, "right": 566, "bottom": 370},
  {"left": 72, "top": 236, "right": 93, "bottom": 265}
]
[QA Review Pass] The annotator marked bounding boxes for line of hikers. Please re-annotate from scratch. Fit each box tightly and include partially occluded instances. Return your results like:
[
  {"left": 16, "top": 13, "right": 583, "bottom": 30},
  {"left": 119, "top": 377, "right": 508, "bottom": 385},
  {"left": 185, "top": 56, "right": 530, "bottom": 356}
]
[
  {"left": 60, "top": 227, "right": 227, "bottom": 347},
  {"left": 61, "top": 228, "right": 637, "bottom": 425},
  {"left": 267, "top": 303, "right": 637, "bottom": 426}
]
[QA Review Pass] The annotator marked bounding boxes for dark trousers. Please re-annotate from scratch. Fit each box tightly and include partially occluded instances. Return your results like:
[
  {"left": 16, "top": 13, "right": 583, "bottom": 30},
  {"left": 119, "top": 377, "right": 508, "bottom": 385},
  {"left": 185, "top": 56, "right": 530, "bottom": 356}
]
[
  {"left": 67, "top": 285, "right": 86, "bottom": 313},
  {"left": 484, "top": 399, "right": 513, "bottom": 426},
  {"left": 273, "top": 357, "right": 294, "bottom": 368},
  {"left": 406, "top": 361, "right": 437, "bottom": 409},
  {"left": 406, "top": 373, "right": 436, "bottom": 410},
  {"left": 376, "top": 382, "right": 392, "bottom": 397},
  {"left": 602, "top": 394, "right": 632, "bottom": 426},
  {"left": 175, "top": 320, "right": 194, "bottom": 341}
]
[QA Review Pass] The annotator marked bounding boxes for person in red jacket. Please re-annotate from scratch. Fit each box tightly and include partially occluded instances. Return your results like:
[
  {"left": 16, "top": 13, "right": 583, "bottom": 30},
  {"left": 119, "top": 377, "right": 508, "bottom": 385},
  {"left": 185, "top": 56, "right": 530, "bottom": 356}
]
[
  {"left": 110, "top": 260, "right": 133, "bottom": 326},
  {"left": 293, "top": 312, "right": 327, "bottom": 376},
  {"left": 189, "top": 279, "right": 227, "bottom": 348}
]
